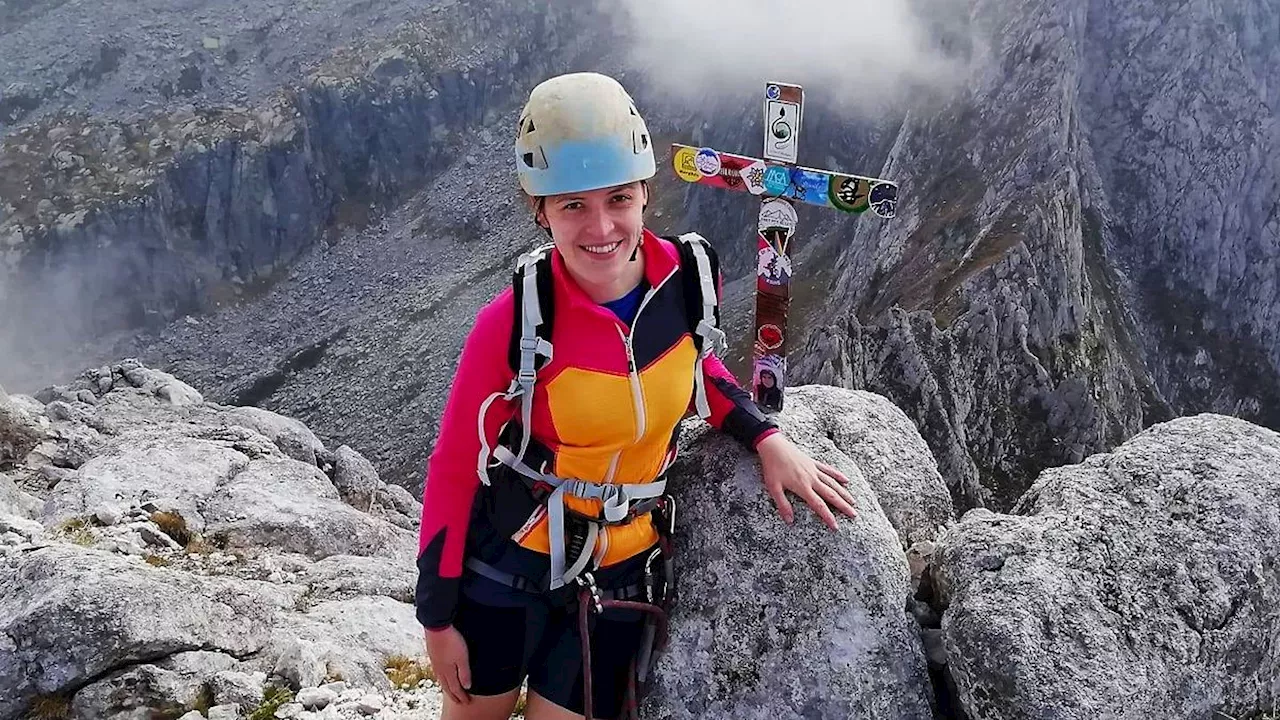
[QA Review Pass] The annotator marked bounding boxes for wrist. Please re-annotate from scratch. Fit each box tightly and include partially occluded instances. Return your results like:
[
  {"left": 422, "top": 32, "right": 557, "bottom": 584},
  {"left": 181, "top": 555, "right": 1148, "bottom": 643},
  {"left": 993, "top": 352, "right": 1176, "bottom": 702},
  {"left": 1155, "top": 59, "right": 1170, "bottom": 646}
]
[{"left": 753, "top": 428, "right": 784, "bottom": 452}]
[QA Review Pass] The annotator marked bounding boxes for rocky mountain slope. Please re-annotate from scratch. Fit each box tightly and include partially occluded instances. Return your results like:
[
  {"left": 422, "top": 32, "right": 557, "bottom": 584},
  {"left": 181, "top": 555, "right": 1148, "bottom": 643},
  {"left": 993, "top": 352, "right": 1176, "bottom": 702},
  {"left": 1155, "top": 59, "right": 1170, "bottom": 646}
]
[
  {"left": 794, "top": 0, "right": 1279, "bottom": 511},
  {"left": 2, "top": 0, "right": 1276, "bottom": 516},
  {"left": 6, "top": 363, "right": 1278, "bottom": 719}
]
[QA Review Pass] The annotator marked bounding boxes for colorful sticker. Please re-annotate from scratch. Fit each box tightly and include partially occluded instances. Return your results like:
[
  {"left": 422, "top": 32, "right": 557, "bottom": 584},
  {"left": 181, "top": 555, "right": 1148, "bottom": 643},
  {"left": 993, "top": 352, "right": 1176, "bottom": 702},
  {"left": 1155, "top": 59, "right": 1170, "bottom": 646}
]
[
  {"left": 695, "top": 148, "right": 721, "bottom": 177},
  {"left": 789, "top": 168, "right": 829, "bottom": 205},
  {"left": 829, "top": 175, "right": 871, "bottom": 213},
  {"left": 741, "top": 160, "right": 768, "bottom": 195},
  {"left": 869, "top": 182, "right": 898, "bottom": 218},
  {"left": 673, "top": 146, "right": 701, "bottom": 183},
  {"left": 764, "top": 99, "right": 801, "bottom": 164},
  {"left": 758, "top": 198, "right": 798, "bottom": 237},
  {"left": 752, "top": 353, "right": 786, "bottom": 413},
  {"left": 766, "top": 84, "right": 781, "bottom": 100},
  {"left": 757, "top": 244, "right": 793, "bottom": 287},
  {"left": 764, "top": 166, "right": 791, "bottom": 195}
]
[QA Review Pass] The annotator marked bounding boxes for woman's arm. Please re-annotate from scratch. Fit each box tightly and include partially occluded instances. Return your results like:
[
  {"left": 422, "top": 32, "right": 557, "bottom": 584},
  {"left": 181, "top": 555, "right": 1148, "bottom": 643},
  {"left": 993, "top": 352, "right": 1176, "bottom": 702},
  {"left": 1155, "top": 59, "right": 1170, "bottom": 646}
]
[{"left": 415, "top": 290, "right": 517, "bottom": 630}]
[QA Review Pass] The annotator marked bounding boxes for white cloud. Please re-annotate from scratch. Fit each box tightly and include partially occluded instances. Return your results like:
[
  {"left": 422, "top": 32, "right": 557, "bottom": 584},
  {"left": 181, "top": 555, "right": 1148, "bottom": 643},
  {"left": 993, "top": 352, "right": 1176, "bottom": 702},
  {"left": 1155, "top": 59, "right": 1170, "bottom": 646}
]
[{"left": 612, "top": 0, "right": 971, "bottom": 118}]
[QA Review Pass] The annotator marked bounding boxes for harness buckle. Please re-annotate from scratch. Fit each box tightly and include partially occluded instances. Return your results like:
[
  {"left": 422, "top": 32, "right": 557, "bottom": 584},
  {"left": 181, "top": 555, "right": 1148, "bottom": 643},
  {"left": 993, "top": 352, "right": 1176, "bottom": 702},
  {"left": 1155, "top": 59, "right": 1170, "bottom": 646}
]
[{"left": 577, "top": 571, "right": 604, "bottom": 614}]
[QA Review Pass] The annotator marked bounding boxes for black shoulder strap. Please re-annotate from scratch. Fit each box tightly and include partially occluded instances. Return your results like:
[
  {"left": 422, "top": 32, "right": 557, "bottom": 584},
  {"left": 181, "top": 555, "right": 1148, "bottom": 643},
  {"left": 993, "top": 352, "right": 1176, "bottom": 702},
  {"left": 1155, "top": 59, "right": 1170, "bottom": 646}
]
[
  {"left": 508, "top": 246, "right": 557, "bottom": 374},
  {"left": 667, "top": 233, "right": 722, "bottom": 353}
]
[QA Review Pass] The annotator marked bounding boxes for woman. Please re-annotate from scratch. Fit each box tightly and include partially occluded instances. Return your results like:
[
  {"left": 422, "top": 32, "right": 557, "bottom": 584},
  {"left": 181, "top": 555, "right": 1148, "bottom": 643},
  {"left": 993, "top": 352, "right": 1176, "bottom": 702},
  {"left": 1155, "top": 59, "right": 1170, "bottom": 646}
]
[{"left": 415, "top": 71, "right": 858, "bottom": 720}]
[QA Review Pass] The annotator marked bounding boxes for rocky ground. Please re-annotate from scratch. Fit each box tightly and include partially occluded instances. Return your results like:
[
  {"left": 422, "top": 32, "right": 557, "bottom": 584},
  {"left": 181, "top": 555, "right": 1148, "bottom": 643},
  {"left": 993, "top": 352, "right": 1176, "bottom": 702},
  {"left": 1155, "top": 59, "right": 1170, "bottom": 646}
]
[{"left": 5, "top": 361, "right": 1279, "bottom": 719}]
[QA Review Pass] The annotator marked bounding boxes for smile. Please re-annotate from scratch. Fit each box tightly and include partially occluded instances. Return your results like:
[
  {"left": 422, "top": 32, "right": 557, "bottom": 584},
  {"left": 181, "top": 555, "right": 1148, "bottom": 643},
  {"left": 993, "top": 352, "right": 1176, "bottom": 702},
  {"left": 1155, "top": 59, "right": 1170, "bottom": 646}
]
[{"left": 582, "top": 241, "right": 622, "bottom": 255}]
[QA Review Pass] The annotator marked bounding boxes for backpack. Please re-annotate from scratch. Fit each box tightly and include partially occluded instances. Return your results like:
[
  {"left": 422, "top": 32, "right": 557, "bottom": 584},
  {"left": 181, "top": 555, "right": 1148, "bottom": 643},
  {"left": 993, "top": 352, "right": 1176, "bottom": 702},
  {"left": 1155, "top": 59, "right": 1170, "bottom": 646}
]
[{"left": 497, "top": 232, "right": 727, "bottom": 470}]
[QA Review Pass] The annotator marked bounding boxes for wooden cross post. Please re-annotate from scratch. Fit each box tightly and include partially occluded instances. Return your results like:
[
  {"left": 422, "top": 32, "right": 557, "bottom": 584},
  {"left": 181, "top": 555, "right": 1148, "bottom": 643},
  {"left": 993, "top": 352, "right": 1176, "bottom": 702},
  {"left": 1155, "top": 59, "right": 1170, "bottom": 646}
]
[{"left": 671, "top": 81, "right": 900, "bottom": 413}]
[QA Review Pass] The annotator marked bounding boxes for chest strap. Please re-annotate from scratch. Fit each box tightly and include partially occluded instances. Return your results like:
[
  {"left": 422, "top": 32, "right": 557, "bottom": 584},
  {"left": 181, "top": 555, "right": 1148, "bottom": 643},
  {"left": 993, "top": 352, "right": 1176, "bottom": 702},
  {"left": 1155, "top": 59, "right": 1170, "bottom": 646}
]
[{"left": 493, "top": 444, "right": 667, "bottom": 589}]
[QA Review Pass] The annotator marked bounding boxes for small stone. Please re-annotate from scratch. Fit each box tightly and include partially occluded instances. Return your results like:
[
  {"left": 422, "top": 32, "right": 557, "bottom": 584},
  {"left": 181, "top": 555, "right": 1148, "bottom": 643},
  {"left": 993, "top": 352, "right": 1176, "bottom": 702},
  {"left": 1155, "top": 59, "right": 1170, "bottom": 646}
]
[
  {"left": 320, "top": 680, "right": 347, "bottom": 694},
  {"left": 177, "top": 711, "right": 206, "bottom": 720},
  {"left": 295, "top": 686, "right": 337, "bottom": 710},
  {"left": 356, "top": 695, "right": 384, "bottom": 714},
  {"left": 75, "top": 389, "right": 97, "bottom": 405},
  {"left": 207, "top": 704, "right": 239, "bottom": 720},
  {"left": 273, "top": 702, "right": 303, "bottom": 718},
  {"left": 94, "top": 503, "right": 124, "bottom": 526},
  {"left": 203, "top": 36, "right": 221, "bottom": 49}
]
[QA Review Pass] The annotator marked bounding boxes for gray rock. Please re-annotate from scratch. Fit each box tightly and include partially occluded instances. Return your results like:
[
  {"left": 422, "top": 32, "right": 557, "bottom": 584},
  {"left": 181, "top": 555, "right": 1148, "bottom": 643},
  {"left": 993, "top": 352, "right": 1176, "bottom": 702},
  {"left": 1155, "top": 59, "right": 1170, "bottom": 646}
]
[
  {"left": 117, "top": 359, "right": 204, "bottom": 406},
  {"left": 935, "top": 414, "right": 1280, "bottom": 719},
  {"left": 201, "top": 456, "right": 415, "bottom": 561},
  {"left": 0, "top": 474, "right": 41, "bottom": 519},
  {"left": 273, "top": 701, "right": 305, "bottom": 718},
  {"left": 224, "top": 406, "right": 327, "bottom": 466},
  {"left": 0, "top": 385, "right": 47, "bottom": 465},
  {"left": 207, "top": 705, "right": 240, "bottom": 720},
  {"left": 356, "top": 694, "right": 384, "bottom": 714},
  {"left": 642, "top": 389, "right": 939, "bottom": 719},
  {"left": 0, "top": 545, "right": 288, "bottom": 719},
  {"left": 272, "top": 640, "right": 327, "bottom": 692},
  {"left": 267, "top": 596, "right": 422, "bottom": 690},
  {"left": 295, "top": 686, "right": 337, "bottom": 710},
  {"left": 332, "top": 445, "right": 380, "bottom": 510},
  {"left": 298, "top": 554, "right": 415, "bottom": 603},
  {"left": 41, "top": 435, "right": 248, "bottom": 533},
  {"left": 209, "top": 669, "right": 265, "bottom": 710},
  {"left": 94, "top": 503, "right": 125, "bottom": 526},
  {"left": 69, "top": 661, "right": 211, "bottom": 720}
]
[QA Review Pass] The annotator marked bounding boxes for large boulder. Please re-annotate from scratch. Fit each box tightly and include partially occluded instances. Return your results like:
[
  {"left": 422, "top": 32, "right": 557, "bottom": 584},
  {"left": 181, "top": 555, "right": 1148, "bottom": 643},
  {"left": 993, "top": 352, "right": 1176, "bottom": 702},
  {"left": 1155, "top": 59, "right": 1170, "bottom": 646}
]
[
  {"left": 935, "top": 414, "right": 1280, "bottom": 719},
  {"left": 0, "top": 360, "right": 430, "bottom": 720},
  {"left": 643, "top": 386, "right": 954, "bottom": 719}
]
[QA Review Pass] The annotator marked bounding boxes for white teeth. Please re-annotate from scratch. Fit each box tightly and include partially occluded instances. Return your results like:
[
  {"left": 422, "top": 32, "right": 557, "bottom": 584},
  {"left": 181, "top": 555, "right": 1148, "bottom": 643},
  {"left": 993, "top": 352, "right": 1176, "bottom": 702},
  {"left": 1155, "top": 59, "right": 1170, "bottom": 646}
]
[{"left": 583, "top": 241, "right": 621, "bottom": 255}]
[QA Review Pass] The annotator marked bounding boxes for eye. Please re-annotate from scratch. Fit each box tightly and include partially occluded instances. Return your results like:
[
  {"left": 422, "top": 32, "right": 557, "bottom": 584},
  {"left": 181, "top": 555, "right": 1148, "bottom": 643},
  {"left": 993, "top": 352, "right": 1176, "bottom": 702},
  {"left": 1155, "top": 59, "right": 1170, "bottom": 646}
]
[
  {"left": 611, "top": 193, "right": 634, "bottom": 203},
  {"left": 561, "top": 201, "right": 584, "bottom": 211}
]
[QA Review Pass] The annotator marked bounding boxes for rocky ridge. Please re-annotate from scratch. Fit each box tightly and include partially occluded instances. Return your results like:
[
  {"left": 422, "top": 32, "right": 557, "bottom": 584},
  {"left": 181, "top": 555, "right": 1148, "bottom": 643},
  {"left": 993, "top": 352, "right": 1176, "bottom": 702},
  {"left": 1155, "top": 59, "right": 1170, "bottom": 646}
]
[{"left": 794, "top": 0, "right": 1279, "bottom": 512}]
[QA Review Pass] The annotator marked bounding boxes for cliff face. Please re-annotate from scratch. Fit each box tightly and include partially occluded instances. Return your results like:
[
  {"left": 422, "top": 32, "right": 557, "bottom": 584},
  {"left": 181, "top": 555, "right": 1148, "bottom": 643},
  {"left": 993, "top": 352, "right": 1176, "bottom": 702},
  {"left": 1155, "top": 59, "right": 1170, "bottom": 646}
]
[
  {"left": 794, "top": 0, "right": 1279, "bottom": 511},
  {"left": 0, "top": 0, "right": 603, "bottom": 390}
]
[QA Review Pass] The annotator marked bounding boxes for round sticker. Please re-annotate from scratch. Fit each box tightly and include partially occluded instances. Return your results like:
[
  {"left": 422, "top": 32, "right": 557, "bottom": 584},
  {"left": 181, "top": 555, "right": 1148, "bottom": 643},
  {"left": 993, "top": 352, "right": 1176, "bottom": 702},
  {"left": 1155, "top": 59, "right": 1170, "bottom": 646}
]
[
  {"left": 766, "top": 84, "right": 781, "bottom": 100},
  {"left": 673, "top": 147, "right": 701, "bottom": 183},
  {"left": 758, "top": 323, "right": 784, "bottom": 350},
  {"left": 763, "top": 166, "right": 791, "bottom": 195},
  {"left": 869, "top": 182, "right": 898, "bottom": 218},
  {"left": 829, "top": 175, "right": 870, "bottom": 213},
  {"left": 694, "top": 148, "right": 721, "bottom": 177},
  {"left": 758, "top": 198, "right": 798, "bottom": 236}
]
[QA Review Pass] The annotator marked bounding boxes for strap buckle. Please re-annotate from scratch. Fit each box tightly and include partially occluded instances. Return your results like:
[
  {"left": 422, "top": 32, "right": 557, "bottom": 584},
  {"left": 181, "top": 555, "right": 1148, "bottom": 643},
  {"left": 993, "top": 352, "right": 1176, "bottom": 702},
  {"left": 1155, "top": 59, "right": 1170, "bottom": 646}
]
[{"left": 577, "top": 571, "right": 604, "bottom": 614}]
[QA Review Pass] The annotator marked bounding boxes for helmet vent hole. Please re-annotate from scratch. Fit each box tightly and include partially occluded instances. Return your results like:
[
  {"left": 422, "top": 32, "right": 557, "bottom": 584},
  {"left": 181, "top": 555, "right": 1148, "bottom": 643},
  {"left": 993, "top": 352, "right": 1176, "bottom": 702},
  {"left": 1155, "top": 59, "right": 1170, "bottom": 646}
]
[
  {"left": 522, "top": 152, "right": 535, "bottom": 168},
  {"left": 629, "top": 105, "right": 638, "bottom": 116},
  {"left": 641, "top": 134, "right": 649, "bottom": 149}
]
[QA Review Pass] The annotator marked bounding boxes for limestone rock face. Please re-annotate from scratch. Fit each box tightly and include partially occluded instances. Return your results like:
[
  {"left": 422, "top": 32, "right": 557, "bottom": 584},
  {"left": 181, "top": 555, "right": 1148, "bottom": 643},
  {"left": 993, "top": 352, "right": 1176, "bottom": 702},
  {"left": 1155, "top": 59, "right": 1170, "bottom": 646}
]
[
  {"left": 643, "top": 386, "right": 952, "bottom": 720},
  {"left": 934, "top": 414, "right": 1280, "bottom": 719}
]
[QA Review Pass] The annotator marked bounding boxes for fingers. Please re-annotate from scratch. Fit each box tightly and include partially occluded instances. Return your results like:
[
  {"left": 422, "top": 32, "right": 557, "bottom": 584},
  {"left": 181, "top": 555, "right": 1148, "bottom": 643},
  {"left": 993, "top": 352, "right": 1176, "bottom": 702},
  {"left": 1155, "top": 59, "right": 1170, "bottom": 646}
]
[
  {"left": 817, "top": 461, "right": 850, "bottom": 485},
  {"left": 818, "top": 470, "right": 858, "bottom": 511},
  {"left": 441, "top": 662, "right": 471, "bottom": 706},
  {"left": 457, "top": 653, "right": 473, "bottom": 697},
  {"left": 801, "top": 485, "right": 840, "bottom": 531},
  {"left": 764, "top": 479, "right": 795, "bottom": 524},
  {"left": 814, "top": 477, "right": 859, "bottom": 520}
]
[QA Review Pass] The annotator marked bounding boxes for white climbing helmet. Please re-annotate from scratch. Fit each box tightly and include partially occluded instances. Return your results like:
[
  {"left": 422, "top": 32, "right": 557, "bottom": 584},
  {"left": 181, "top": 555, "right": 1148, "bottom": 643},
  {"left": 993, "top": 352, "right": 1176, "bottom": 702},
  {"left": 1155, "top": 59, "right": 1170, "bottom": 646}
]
[{"left": 514, "top": 72, "right": 656, "bottom": 197}]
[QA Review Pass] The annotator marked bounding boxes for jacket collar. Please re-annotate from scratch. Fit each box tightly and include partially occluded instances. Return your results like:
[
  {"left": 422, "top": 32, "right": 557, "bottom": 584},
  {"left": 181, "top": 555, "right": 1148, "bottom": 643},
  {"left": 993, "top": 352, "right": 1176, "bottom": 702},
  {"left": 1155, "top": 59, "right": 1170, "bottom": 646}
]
[{"left": 550, "top": 228, "right": 679, "bottom": 313}]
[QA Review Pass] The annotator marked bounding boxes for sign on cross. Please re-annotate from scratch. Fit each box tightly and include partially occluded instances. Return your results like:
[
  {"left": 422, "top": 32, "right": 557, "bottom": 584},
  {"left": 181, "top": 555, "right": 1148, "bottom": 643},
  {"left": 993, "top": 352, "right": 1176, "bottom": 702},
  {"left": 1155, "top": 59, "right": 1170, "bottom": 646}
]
[{"left": 672, "top": 81, "right": 899, "bottom": 413}]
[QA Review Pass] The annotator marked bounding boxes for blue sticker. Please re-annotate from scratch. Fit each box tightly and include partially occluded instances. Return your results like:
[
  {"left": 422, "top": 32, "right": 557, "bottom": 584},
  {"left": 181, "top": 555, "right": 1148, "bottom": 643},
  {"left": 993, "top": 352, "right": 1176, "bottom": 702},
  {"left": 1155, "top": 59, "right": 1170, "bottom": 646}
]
[
  {"left": 789, "top": 169, "right": 829, "bottom": 203},
  {"left": 763, "top": 166, "right": 791, "bottom": 195},
  {"left": 766, "top": 84, "right": 781, "bottom": 100}
]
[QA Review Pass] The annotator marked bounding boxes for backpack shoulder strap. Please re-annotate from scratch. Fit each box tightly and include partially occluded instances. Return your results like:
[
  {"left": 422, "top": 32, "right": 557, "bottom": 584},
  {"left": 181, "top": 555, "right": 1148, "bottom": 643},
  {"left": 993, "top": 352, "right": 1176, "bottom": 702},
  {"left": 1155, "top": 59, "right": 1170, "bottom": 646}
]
[
  {"left": 668, "top": 232, "right": 727, "bottom": 419},
  {"left": 498, "top": 243, "right": 556, "bottom": 468}
]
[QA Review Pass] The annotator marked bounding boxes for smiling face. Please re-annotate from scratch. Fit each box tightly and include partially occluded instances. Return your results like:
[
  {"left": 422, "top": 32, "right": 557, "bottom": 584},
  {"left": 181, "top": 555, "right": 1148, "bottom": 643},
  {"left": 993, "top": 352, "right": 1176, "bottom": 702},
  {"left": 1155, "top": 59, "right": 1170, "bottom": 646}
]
[{"left": 533, "top": 181, "right": 648, "bottom": 302}]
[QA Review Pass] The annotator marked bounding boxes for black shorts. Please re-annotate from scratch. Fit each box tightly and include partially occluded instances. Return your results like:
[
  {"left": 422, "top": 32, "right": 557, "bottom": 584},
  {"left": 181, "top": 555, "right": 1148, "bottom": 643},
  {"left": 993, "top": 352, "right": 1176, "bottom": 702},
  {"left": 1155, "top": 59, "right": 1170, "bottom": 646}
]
[{"left": 452, "top": 552, "right": 651, "bottom": 719}]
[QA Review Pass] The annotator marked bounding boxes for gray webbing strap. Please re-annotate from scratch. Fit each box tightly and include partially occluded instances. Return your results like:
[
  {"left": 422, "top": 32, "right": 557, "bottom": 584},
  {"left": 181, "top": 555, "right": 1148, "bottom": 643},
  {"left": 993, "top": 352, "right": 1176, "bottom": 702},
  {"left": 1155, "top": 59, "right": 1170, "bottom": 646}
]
[
  {"left": 493, "top": 444, "right": 667, "bottom": 589},
  {"left": 679, "top": 233, "right": 727, "bottom": 420}
]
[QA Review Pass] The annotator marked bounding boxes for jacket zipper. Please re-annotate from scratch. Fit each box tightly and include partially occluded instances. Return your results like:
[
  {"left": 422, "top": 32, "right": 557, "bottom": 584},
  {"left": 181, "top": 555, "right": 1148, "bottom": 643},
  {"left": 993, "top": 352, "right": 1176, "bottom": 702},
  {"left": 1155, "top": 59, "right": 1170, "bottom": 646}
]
[{"left": 620, "top": 267, "right": 676, "bottom": 443}]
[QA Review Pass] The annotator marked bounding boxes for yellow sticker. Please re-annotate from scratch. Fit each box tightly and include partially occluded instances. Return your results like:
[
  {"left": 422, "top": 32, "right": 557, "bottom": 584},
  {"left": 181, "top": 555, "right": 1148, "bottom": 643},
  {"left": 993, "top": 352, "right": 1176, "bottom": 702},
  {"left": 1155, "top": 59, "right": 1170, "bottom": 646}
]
[{"left": 673, "top": 147, "right": 702, "bottom": 183}]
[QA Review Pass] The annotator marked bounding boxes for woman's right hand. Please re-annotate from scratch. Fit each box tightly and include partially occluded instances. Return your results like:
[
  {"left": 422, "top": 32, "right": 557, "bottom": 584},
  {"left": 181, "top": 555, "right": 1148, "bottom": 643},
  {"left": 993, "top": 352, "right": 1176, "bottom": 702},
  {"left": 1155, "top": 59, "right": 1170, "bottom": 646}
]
[{"left": 424, "top": 625, "right": 472, "bottom": 705}]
